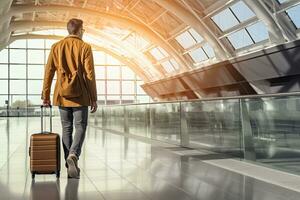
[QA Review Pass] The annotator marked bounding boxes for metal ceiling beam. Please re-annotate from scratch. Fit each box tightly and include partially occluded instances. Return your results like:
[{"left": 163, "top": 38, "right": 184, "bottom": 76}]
[
  {"left": 243, "top": 0, "right": 296, "bottom": 43},
  {"left": 0, "top": 20, "right": 162, "bottom": 80},
  {"left": 8, "top": 33, "right": 149, "bottom": 82},
  {"left": 152, "top": 0, "right": 229, "bottom": 60},
  {"left": 0, "top": 4, "right": 190, "bottom": 72}
]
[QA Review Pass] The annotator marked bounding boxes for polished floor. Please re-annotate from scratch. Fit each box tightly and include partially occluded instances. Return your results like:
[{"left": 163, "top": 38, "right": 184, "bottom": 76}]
[{"left": 1, "top": 117, "right": 300, "bottom": 200}]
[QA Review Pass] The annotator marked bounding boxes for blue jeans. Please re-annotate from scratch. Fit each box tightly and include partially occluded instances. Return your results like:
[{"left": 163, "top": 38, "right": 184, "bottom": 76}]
[{"left": 59, "top": 106, "right": 88, "bottom": 160}]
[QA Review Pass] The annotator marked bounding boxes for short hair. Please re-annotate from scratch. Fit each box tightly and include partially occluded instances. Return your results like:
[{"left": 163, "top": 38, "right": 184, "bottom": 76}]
[{"left": 67, "top": 18, "right": 83, "bottom": 35}]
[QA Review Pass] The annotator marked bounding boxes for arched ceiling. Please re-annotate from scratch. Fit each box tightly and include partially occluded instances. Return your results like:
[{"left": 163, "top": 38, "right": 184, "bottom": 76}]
[{"left": 0, "top": 0, "right": 299, "bottom": 83}]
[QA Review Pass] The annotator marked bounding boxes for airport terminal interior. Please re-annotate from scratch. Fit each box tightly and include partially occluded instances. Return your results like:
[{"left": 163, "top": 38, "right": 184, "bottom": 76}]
[{"left": 1, "top": 0, "right": 300, "bottom": 199}]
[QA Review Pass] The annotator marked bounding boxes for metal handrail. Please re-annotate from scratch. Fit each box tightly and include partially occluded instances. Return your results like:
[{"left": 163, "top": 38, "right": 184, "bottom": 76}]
[{"left": 99, "top": 91, "right": 300, "bottom": 107}]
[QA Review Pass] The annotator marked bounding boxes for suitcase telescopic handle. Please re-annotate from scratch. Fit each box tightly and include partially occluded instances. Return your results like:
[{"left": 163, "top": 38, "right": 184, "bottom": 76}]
[{"left": 41, "top": 105, "right": 52, "bottom": 133}]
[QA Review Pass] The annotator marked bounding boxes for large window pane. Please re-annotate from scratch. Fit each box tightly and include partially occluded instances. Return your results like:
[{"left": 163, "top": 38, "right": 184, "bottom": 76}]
[
  {"left": 45, "top": 39, "right": 58, "bottom": 49},
  {"left": 10, "top": 95, "right": 26, "bottom": 108},
  {"left": 0, "top": 64, "right": 8, "bottom": 79},
  {"left": 93, "top": 51, "right": 105, "bottom": 65},
  {"left": 28, "top": 39, "right": 45, "bottom": 49},
  {"left": 107, "top": 81, "right": 120, "bottom": 94},
  {"left": 28, "top": 95, "right": 42, "bottom": 106},
  {"left": 10, "top": 49, "right": 26, "bottom": 63},
  {"left": 230, "top": 1, "right": 255, "bottom": 22},
  {"left": 0, "top": 80, "right": 8, "bottom": 94},
  {"left": 189, "top": 29, "right": 203, "bottom": 43},
  {"left": 175, "top": 31, "right": 196, "bottom": 49},
  {"left": 28, "top": 65, "right": 44, "bottom": 79},
  {"left": 286, "top": 5, "right": 300, "bottom": 29},
  {"left": 107, "top": 66, "right": 120, "bottom": 79},
  {"left": 137, "top": 81, "right": 146, "bottom": 95},
  {"left": 189, "top": 48, "right": 209, "bottom": 63},
  {"left": 246, "top": 22, "right": 269, "bottom": 43},
  {"left": 122, "top": 81, "right": 135, "bottom": 94},
  {"left": 28, "top": 80, "right": 43, "bottom": 94},
  {"left": 212, "top": 8, "right": 239, "bottom": 31},
  {"left": 96, "top": 81, "right": 106, "bottom": 94},
  {"left": 28, "top": 50, "right": 44, "bottom": 64},
  {"left": 202, "top": 44, "right": 215, "bottom": 58},
  {"left": 227, "top": 29, "right": 254, "bottom": 49},
  {"left": 10, "top": 65, "right": 26, "bottom": 79},
  {"left": 9, "top": 40, "right": 27, "bottom": 48},
  {"left": 122, "top": 67, "right": 135, "bottom": 79},
  {"left": 95, "top": 66, "right": 105, "bottom": 79},
  {"left": 10, "top": 80, "right": 26, "bottom": 94},
  {"left": 0, "top": 49, "right": 8, "bottom": 63},
  {"left": 161, "top": 61, "right": 175, "bottom": 73},
  {"left": 0, "top": 95, "right": 8, "bottom": 108},
  {"left": 107, "top": 55, "right": 121, "bottom": 65}
]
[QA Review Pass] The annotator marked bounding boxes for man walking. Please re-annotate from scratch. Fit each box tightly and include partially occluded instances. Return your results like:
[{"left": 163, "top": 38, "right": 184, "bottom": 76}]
[{"left": 42, "top": 18, "right": 97, "bottom": 178}]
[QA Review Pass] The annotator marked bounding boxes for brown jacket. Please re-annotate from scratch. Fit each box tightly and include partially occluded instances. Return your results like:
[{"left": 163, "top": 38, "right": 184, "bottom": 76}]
[{"left": 42, "top": 35, "right": 97, "bottom": 107}]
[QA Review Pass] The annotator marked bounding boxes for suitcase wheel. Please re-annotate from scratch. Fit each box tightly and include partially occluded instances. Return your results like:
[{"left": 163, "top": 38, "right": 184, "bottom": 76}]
[{"left": 31, "top": 172, "right": 35, "bottom": 179}]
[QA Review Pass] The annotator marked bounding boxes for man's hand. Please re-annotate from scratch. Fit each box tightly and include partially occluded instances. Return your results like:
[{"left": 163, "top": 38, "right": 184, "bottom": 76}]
[
  {"left": 90, "top": 101, "right": 98, "bottom": 113},
  {"left": 43, "top": 99, "right": 51, "bottom": 107}
]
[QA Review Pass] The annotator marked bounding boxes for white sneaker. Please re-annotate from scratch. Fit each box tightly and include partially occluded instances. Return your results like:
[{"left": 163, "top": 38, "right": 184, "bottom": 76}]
[{"left": 66, "top": 154, "right": 79, "bottom": 178}]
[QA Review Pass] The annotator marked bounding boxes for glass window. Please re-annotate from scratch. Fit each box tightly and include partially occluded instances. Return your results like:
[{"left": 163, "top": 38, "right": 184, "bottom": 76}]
[
  {"left": 170, "top": 59, "right": 179, "bottom": 70},
  {"left": 28, "top": 95, "right": 42, "bottom": 106},
  {"left": 286, "top": 5, "right": 300, "bottom": 29},
  {"left": 10, "top": 80, "right": 26, "bottom": 94},
  {"left": 175, "top": 31, "right": 196, "bottom": 49},
  {"left": 45, "top": 50, "right": 51, "bottom": 63},
  {"left": 28, "top": 65, "right": 44, "bottom": 79},
  {"left": 0, "top": 95, "right": 8, "bottom": 107},
  {"left": 107, "top": 81, "right": 120, "bottom": 94},
  {"left": 10, "top": 65, "right": 26, "bottom": 79},
  {"left": 189, "top": 29, "right": 203, "bottom": 43},
  {"left": 0, "top": 49, "right": 8, "bottom": 63},
  {"left": 227, "top": 29, "right": 254, "bottom": 49},
  {"left": 122, "top": 81, "right": 135, "bottom": 94},
  {"left": 28, "top": 80, "right": 43, "bottom": 94},
  {"left": 0, "top": 64, "right": 8, "bottom": 79},
  {"left": 137, "top": 81, "right": 146, "bottom": 95},
  {"left": 202, "top": 44, "right": 215, "bottom": 58},
  {"left": 212, "top": 8, "right": 239, "bottom": 31},
  {"left": 136, "top": 95, "right": 149, "bottom": 103},
  {"left": 10, "top": 95, "right": 26, "bottom": 108},
  {"left": 189, "top": 48, "right": 209, "bottom": 63},
  {"left": 107, "top": 66, "right": 120, "bottom": 79},
  {"left": 96, "top": 81, "right": 106, "bottom": 94},
  {"left": 45, "top": 39, "right": 58, "bottom": 49},
  {"left": 93, "top": 51, "right": 105, "bottom": 65},
  {"left": 106, "top": 55, "right": 121, "bottom": 65},
  {"left": 9, "top": 39, "right": 27, "bottom": 48},
  {"left": 0, "top": 80, "right": 8, "bottom": 94},
  {"left": 28, "top": 50, "right": 44, "bottom": 64},
  {"left": 95, "top": 66, "right": 106, "bottom": 79},
  {"left": 230, "top": 1, "right": 255, "bottom": 22},
  {"left": 161, "top": 61, "right": 175, "bottom": 73},
  {"left": 10, "top": 49, "right": 26, "bottom": 63},
  {"left": 246, "top": 22, "right": 269, "bottom": 43},
  {"left": 28, "top": 39, "right": 45, "bottom": 49},
  {"left": 149, "top": 47, "right": 168, "bottom": 60},
  {"left": 122, "top": 67, "right": 135, "bottom": 79}
]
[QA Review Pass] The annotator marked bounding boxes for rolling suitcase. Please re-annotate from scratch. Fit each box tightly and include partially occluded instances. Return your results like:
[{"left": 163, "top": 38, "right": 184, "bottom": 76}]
[{"left": 29, "top": 105, "right": 61, "bottom": 179}]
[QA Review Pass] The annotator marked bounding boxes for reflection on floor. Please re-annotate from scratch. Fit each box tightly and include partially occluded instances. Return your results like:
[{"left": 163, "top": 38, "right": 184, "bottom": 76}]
[{"left": 1, "top": 117, "right": 300, "bottom": 200}]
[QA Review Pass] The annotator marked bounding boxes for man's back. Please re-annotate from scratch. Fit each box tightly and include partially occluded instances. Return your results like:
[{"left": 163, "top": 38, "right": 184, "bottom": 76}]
[{"left": 42, "top": 35, "right": 97, "bottom": 107}]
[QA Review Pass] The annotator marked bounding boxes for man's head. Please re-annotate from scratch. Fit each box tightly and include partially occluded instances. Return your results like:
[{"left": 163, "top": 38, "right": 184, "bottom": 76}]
[{"left": 67, "top": 18, "right": 85, "bottom": 38}]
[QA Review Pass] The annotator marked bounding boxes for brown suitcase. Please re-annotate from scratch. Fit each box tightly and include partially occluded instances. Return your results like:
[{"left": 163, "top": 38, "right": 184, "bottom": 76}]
[{"left": 29, "top": 105, "right": 61, "bottom": 179}]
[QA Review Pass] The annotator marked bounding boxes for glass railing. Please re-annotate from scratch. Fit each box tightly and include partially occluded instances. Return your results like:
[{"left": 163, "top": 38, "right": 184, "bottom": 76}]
[{"left": 92, "top": 92, "right": 300, "bottom": 175}]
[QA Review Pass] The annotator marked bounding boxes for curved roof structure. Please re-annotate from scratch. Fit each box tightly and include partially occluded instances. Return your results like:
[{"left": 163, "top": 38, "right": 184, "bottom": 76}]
[{"left": 1, "top": 0, "right": 300, "bottom": 99}]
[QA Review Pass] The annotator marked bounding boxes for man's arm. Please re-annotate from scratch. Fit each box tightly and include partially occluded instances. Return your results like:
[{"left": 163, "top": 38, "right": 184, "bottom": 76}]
[
  {"left": 41, "top": 46, "right": 56, "bottom": 105},
  {"left": 84, "top": 45, "right": 97, "bottom": 112}
]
